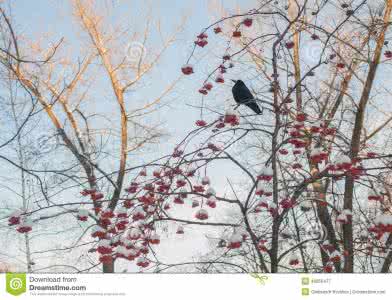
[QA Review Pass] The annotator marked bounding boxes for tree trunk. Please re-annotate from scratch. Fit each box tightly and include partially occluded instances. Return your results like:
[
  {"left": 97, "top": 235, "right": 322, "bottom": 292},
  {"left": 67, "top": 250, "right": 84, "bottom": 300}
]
[{"left": 342, "top": 0, "right": 392, "bottom": 272}]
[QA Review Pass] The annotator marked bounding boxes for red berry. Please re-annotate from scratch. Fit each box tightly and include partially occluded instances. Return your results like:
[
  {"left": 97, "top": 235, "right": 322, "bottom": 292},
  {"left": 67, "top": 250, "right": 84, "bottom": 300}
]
[
  {"left": 181, "top": 64, "right": 194, "bottom": 75},
  {"left": 195, "top": 209, "right": 208, "bottom": 220},
  {"left": 99, "top": 255, "right": 112, "bottom": 264},
  {"left": 293, "top": 150, "right": 302, "bottom": 155},
  {"left": 279, "top": 149, "right": 289, "bottom": 155},
  {"left": 176, "top": 226, "right": 184, "bottom": 234},
  {"left": 8, "top": 213, "right": 21, "bottom": 226},
  {"left": 204, "top": 82, "right": 213, "bottom": 90},
  {"left": 323, "top": 265, "right": 333, "bottom": 273},
  {"left": 292, "top": 163, "right": 303, "bottom": 169},
  {"left": 232, "top": 31, "right": 242, "bottom": 38},
  {"left": 16, "top": 224, "right": 32, "bottom": 233},
  {"left": 215, "top": 74, "right": 224, "bottom": 83},
  {"left": 197, "top": 33, "right": 208, "bottom": 39},
  {"left": 198, "top": 88, "right": 208, "bottom": 95},
  {"left": 219, "top": 64, "right": 227, "bottom": 73},
  {"left": 214, "top": 26, "right": 222, "bottom": 34},
  {"left": 207, "top": 196, "right": 217, "bottom": 208},
  {"left": 243, "top": 18, "right": 253, "bottom": 27},
  {"left": 289, "top": 258, "right": 300, "bottom": 266},
  {"left": 136, "top": 257, "right": 150, "bottom": 268},
  {"left": 195, "top": 120, "right": 207, "bottom": 127},
  {"left": 285, "top": 41, "right": 295, "bottom": 49},
  {"left": 91, "top": 192, "right": 104, "bottom": 201},
  {"left": 174, "top": 197, "right": 184, "bottom": 205},
  {"left": 195, "top": 39, "right": 208, "bottom": 47},
  {"left": 296, "top": 113, "right": 307, "bottom": 122}
]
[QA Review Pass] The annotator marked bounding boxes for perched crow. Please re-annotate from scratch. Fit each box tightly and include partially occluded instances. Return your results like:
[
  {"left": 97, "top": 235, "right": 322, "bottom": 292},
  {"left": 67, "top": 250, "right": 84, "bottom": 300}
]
[{"left": 231, "top": 80, "right": 262, "bottom": 114}]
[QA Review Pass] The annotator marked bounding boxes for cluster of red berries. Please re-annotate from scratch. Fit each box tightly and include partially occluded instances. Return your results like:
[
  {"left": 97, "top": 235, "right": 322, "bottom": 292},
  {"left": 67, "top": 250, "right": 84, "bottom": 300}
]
[
  {"left": 369, "top": 215, "right": 392, "bottom": 240},
  {"left": 81, "top": 188, "right": 104, "bottom": 201},
  {"left": 8, "top": 210, "right": 33, "bottom": 233},
  {"left": 198, "top": 82, "right": 213, "bottom": 95},
  {"left": 195, "top": 33, "right": 208, "bottom": 48}
]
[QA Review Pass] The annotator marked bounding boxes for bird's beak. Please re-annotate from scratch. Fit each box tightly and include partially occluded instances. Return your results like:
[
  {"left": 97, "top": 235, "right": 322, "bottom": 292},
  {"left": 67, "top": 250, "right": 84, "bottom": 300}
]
[{"left": 231, "top": 80, "right": 237, "bottom": 83}]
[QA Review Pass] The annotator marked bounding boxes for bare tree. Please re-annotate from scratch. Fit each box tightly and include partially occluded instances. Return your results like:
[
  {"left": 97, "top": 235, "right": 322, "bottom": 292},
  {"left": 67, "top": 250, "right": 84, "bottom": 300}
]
[
  {"left": 135, "top": 0, "right": 392, "bottom": 273},
  {"left": 0, "top": 0, "right": 181, "bottom": 273}
]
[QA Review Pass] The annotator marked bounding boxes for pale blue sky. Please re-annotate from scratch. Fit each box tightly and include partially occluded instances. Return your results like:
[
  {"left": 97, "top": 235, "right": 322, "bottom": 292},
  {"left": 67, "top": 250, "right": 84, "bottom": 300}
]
[{"left": 7, "top": 0, "right": 251, "bottom": 153}]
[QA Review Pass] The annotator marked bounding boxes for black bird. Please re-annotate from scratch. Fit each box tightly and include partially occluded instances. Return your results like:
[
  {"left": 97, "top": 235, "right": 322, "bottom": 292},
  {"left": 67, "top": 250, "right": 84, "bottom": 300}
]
[{"left": 231, "top": 80, "right": 262, "bottom": 114}]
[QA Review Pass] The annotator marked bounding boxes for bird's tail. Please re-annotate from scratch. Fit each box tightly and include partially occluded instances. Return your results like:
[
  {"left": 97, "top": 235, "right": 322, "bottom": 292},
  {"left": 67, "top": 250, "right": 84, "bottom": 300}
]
[{"left": 245, "top": 102, "right": 263, "bottom": 114}]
